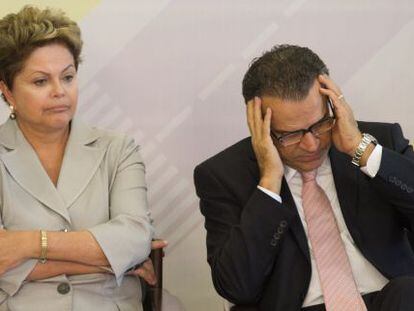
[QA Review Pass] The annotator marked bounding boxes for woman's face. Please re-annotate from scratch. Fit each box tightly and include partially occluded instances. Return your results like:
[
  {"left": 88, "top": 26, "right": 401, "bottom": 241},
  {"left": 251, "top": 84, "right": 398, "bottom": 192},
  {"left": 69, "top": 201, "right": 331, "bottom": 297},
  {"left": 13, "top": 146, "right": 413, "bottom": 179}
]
[{"left": 3, "top": 43, "right": 78, "bottom": 133}]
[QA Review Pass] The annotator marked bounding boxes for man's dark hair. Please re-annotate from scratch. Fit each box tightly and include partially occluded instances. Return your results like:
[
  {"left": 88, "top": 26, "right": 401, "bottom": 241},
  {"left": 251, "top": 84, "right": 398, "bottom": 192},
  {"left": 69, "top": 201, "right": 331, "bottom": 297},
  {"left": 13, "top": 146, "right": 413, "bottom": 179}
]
[{"left": 242, "top": 44, "right": 329, "bottom": 102}]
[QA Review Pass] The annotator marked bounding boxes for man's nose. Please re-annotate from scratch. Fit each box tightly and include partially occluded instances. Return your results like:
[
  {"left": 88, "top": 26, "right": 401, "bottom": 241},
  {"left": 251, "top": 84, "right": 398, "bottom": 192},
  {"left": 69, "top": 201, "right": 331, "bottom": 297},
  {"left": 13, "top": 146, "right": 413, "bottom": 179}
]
[{"left": 299, "top": 132, "right": 319, "bottom": 153}]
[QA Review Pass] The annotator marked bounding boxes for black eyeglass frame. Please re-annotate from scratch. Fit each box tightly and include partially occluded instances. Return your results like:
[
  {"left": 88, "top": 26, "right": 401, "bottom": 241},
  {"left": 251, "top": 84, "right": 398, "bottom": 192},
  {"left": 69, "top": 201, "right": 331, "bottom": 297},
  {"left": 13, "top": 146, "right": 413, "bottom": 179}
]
[{"left": 270, "top": 98, "right": 336, "bottom": 147}]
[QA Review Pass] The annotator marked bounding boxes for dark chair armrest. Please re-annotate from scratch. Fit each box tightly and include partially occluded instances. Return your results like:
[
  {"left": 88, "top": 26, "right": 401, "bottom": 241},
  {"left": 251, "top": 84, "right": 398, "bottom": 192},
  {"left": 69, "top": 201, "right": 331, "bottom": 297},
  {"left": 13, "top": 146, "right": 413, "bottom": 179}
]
[{"left": 142, "top": 245, "right": 164, "bottom": 311}]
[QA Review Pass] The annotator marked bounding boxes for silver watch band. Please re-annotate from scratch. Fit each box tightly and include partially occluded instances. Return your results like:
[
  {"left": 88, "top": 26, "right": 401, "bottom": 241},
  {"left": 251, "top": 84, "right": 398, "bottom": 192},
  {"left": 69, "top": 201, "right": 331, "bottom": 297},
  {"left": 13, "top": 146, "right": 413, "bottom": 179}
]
[{"left": 351, "top": 133, "right": 378, "bottom": 167}]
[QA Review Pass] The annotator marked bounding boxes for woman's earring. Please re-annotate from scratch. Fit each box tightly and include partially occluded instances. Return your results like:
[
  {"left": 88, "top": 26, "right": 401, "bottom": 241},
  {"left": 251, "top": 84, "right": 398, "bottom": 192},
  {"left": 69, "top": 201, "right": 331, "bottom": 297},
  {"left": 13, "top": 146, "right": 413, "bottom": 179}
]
[{"left": 9, "top": 105, "right": 16, "bottom": 120}]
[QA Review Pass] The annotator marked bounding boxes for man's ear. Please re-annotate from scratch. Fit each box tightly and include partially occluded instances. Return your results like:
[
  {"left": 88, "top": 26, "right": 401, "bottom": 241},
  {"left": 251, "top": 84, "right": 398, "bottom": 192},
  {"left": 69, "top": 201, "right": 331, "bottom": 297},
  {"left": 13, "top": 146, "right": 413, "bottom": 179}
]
[{"left": 0, "top": 81, "right": 14, "bottom": 106}]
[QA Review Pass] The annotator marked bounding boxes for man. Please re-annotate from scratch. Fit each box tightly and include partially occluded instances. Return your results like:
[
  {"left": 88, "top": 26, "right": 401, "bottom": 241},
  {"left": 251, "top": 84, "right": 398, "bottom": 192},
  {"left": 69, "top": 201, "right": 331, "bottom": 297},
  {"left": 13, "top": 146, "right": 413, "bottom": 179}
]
[{"left": 194, "top": 44, "right": 414, "bottom": 311}]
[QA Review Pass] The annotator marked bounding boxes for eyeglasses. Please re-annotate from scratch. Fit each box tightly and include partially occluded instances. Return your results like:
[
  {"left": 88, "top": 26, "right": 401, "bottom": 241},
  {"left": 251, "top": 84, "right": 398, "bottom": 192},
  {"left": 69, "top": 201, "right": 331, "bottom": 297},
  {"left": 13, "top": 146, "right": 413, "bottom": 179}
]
[{"left": 270, "top": 99, "right": 336, "bottom": 147}]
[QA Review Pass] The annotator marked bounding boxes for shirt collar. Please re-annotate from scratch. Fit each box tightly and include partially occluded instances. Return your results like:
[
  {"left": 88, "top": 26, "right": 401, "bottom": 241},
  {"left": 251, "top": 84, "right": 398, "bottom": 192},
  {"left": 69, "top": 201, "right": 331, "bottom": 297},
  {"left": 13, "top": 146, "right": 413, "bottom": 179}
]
[{"left": 283, "top": 153, "right": 331, "bottom": 182}]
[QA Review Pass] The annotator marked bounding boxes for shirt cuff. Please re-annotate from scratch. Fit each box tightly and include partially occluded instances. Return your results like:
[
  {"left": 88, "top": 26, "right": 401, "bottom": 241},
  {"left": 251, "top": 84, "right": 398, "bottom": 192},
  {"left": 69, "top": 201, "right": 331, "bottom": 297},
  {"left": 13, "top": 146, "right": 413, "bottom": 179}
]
[
  {"left": 257, "top": 186, "right": 282, "bottom": 203},
  {"left": 360, "top": 144, "right": 383, "bottom": 178}
]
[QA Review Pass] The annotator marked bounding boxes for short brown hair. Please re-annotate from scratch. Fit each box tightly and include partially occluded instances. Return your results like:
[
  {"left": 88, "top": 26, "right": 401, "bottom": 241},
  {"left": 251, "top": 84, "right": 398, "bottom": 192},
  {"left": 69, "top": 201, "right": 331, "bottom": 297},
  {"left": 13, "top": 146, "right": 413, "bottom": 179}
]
[
  {"left": 242, "top": 44, "right": 329, "bottom": 102},
  {"left": 0, "top": 5, "right": 82, "bottom": 89}
]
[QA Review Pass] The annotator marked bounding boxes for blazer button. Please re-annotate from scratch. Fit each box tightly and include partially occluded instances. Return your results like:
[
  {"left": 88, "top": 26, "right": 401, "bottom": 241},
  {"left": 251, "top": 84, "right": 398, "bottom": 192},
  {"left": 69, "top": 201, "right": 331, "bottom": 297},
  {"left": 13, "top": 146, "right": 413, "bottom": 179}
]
[
  {"left": 273, "top": 233, "right": 281, "bottom": 240},
  {"left": 389, "top": 176, "right": 395, "bottom": 183},
  {"left": 395, "top": 179, "right": 402, "bottom": 186},
  {"left": 407, "top": 187, "right": 413, "bottom": 193},
  {"left": 57, "top": 282, "right": 71, "bottom": 295},
  {"left": 401, "top": 184, "right": 407, "bottom": 191},
  {"left": 280, "top": 220, "right": 288, "bottom": 228},
  {"left": 277, "top": 227, "right": 284, "bottom": 234},
  {"left": 270, "top": 238, "right": 278, "bottom": 246}
]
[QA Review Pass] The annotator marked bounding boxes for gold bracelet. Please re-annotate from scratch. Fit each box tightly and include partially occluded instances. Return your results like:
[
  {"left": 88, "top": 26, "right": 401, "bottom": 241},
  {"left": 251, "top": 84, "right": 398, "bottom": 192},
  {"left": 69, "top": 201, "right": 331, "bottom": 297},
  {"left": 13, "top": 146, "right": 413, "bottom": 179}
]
[{"left": 39, "top": 230, "right": 48, "bottom": 264}]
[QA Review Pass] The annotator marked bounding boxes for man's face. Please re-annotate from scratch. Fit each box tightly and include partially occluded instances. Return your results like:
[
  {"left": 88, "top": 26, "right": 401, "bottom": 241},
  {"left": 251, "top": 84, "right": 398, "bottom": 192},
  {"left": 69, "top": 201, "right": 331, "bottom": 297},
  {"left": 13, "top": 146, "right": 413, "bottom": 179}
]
[{"left": 261, "top": 79, "right": 332, "bottom": 172}]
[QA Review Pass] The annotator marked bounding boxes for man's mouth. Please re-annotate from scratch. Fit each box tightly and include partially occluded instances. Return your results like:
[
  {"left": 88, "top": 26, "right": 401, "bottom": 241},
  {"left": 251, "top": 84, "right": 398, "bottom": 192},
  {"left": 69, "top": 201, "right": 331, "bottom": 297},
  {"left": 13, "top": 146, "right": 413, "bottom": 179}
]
[{"left": 298, "top": 153, "right": 321, "bottom": 162}]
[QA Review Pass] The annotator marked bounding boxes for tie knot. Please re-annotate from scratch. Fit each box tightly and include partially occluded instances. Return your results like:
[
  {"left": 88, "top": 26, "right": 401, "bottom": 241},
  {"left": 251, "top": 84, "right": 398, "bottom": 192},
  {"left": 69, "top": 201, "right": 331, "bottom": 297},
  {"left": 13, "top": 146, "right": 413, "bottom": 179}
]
[{"left": 301, "top": 170, "right": 317, "bottom": 183}]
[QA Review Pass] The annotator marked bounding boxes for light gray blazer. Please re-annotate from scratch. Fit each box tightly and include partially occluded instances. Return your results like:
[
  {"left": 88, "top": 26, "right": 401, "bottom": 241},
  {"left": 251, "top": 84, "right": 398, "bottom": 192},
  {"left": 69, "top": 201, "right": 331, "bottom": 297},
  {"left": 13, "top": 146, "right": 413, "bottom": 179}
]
[{"left": 0, "top": 118, "right": 153, "bottom": 311}]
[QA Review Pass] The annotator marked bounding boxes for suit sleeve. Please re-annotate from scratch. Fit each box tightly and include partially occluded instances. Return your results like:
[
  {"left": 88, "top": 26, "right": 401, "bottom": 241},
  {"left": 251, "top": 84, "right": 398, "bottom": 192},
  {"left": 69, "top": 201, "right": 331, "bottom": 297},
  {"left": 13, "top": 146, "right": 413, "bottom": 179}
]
[
  {"left": 371, "top": 123, "right": 414, "bottom": 229},
  {"left": 88, "top": 136, "right": 153, "bottom": 285},
  {"left": 194, "top": 163, "right": 296, "bottom": 304}
]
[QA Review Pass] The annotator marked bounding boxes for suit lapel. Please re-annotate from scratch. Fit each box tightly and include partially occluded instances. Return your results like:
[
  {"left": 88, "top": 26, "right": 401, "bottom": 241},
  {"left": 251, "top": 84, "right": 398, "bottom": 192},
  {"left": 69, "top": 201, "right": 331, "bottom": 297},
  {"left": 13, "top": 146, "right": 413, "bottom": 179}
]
[
  {"left": 280, "top": 178, "right": 311, "bottom": 262},
  {"left": 0, "top": 120, "right": 70, "bottom": 222},
  {"left": 56, "top": 119, "right": 106, "bottom": 209},
  {"left": 329, "top": 146, "right": 363, "bottom": 245}
]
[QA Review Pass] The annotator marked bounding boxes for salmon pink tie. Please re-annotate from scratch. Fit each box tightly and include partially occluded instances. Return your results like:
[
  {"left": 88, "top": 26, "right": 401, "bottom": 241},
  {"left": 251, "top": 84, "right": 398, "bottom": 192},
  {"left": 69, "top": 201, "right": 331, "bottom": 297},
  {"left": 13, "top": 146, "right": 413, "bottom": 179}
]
[{"left": 301, "top": 170, "right": 367, "bottom": 311}]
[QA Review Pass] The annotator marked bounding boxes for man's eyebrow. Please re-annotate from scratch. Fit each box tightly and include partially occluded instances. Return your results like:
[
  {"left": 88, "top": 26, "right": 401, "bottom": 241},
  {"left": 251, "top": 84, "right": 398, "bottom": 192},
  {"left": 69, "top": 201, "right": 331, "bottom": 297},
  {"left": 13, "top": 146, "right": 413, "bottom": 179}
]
[
  {"left": 272, "top": 114, "right": 329, "bottom": 134},
  {"left": 272, "top": 128, "right": 302, "bottom": 135}
]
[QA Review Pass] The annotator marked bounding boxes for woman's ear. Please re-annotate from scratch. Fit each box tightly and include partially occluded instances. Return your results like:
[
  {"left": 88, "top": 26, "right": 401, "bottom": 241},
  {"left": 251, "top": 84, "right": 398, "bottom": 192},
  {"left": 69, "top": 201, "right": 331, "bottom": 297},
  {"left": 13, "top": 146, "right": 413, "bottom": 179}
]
[{"left": 0, "top": 81, "right": 14, "bottom": 106}]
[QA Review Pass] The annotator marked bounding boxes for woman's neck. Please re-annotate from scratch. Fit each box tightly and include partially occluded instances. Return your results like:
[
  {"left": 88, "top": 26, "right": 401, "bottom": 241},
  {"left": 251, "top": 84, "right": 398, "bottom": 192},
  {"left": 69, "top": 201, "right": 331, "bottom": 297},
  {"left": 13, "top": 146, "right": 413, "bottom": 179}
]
[{"left": 16, "top": 120, "right": 70, "bottom": 151}]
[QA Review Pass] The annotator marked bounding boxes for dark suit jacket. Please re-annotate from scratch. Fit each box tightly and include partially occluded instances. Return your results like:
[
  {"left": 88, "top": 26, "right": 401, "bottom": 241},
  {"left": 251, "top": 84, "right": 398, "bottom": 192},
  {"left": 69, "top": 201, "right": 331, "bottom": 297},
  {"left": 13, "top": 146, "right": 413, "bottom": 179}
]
[{"left": 194, "top": 121, "right": 414, "bottom": 311}]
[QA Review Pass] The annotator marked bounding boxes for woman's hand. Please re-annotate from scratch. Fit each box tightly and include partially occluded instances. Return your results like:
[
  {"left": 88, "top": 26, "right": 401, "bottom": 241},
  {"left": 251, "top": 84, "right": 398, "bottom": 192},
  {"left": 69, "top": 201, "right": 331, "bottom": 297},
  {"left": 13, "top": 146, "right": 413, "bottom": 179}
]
[
  {"left": 127, "top": 239, "right": 168, "bottom": 286},
  {"left": 0, "top": 229, "right": 34, "bottom": 275}
]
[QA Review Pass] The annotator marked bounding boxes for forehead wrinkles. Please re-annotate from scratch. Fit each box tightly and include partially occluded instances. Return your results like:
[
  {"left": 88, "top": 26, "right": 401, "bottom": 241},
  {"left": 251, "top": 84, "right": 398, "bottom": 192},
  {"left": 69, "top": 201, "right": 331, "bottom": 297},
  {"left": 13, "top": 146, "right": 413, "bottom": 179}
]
[{"left": 271, "top": 100, "right": 327, "bottom": 132}]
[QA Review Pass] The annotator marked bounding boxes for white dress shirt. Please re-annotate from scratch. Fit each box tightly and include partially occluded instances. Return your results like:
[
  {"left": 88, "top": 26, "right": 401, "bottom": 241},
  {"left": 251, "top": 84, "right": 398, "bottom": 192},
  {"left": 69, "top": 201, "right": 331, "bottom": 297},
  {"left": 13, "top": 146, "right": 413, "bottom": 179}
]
[{"left": 258, "top": 145, "right": 388, "bottom": 307}]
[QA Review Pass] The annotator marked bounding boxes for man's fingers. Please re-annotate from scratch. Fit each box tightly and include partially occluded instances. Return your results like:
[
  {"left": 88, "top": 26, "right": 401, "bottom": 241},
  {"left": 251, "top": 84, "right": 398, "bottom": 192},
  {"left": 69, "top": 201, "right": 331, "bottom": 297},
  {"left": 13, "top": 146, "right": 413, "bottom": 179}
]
[
  {"left": 151, "top": 239, "right": 168, "bottom": 250},
  {"left": 246, "top": 100, "right": 255, "bottom": 134},
  {"left": 319, "top": 87, "right": 346, "bottom": 112},
  {"left": 318, "top": 74, "right": 342, "bottom": 96},
  {"left": 253, "top": 97, "right": 263, "bottom": 132},
  {"left": 247, "top": 97, "right": 263, "bottom": 139},
  {"left": 319, "top": 87, "right": 337, "bottom": 102},
  {"left": 262, "top": 107, "right": 272, "bottom": 137}
]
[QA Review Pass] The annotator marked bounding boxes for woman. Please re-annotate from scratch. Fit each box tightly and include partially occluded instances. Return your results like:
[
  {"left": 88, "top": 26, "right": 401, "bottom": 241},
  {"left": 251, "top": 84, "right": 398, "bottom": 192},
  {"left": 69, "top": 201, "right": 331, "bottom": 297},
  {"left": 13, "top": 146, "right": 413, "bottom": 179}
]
[{"left": 0, "top": 6, "right": 153, "bottom": 310}]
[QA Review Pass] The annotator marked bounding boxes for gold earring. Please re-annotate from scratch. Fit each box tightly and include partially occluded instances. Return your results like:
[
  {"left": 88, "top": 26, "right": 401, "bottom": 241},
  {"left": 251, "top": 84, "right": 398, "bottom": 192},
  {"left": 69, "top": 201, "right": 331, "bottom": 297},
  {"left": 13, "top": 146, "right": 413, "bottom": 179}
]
[{"left": 9, "top": 105, "right": 16, "bottom": 120}]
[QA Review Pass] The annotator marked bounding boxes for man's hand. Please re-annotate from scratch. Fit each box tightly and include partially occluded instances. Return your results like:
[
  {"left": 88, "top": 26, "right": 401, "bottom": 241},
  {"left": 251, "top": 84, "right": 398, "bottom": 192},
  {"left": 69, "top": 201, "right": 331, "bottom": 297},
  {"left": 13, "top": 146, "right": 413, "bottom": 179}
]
[
  {"left": 318, "top": 75, "right": 363, "bottom": 157},
  {"left": 247, "top": 97, "right": 284, "bottom": 194},
  {"left": 128, "top": 239, "right": 167, "bottom": 286}
]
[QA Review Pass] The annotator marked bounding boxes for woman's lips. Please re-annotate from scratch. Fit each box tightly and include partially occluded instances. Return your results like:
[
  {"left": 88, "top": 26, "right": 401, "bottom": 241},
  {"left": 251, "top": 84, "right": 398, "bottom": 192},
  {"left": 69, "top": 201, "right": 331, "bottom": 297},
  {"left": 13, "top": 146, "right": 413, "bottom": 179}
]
[{"left": 45, "top": 105, "right": 70, "bottom": 113}]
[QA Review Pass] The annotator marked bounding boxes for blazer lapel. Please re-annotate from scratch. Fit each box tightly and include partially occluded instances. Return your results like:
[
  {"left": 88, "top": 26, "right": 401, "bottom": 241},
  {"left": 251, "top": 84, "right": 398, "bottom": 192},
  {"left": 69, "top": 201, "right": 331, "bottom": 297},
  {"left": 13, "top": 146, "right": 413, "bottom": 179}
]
[
  {"left": 280, "top": 179, "right": 311, "bottom": 263},
  {"left": 329, "top": 146, "right": 363, "bottom": 245},
  {"left": 56, "top": 119, "right": 106, "bottom": 209},
  {"left": 0, "top": 120, "right": 70, "bottom": 222}
]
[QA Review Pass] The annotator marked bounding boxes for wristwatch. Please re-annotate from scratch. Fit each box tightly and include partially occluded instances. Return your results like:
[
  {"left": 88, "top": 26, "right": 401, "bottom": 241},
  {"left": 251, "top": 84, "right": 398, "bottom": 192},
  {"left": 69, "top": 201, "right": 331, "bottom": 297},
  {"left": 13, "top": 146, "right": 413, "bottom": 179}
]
[{"left": 351, "top": 133, "right": 378, "bottom": 167}]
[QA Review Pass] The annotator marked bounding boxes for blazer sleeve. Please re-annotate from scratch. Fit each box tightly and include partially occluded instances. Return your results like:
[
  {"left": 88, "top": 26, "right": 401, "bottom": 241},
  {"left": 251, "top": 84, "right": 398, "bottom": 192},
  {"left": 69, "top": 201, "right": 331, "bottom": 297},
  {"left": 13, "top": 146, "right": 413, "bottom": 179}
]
[
  {"left": 194, "top": 163, "right": 296, "bottom": 304},
  {"left": 0, "top": 260, "right": 37, "bottom": 297},
  {"left": 0, "top": 171, "right": 37, "bottom": 298},
  {"left": 88, "top": 136, "right": 153, "bottom": 285},
  {"left": 371, "top": 123, "right": 414, "bottom": 228}
]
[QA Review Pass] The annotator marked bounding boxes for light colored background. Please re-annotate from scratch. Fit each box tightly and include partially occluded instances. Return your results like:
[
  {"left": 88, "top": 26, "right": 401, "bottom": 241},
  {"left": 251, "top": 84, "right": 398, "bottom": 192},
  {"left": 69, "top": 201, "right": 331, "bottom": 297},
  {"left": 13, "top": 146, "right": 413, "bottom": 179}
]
[{"left": 1, "top": 1, "right": 414, "bottom": 310}]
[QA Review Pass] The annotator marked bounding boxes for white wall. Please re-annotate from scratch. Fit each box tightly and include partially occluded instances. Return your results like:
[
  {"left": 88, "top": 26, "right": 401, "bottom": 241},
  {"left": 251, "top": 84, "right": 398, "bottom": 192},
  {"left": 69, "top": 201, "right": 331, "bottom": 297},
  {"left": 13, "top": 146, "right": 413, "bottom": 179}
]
[{"left": 2, "top": 1, "right": 414, "bottom": 310}]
